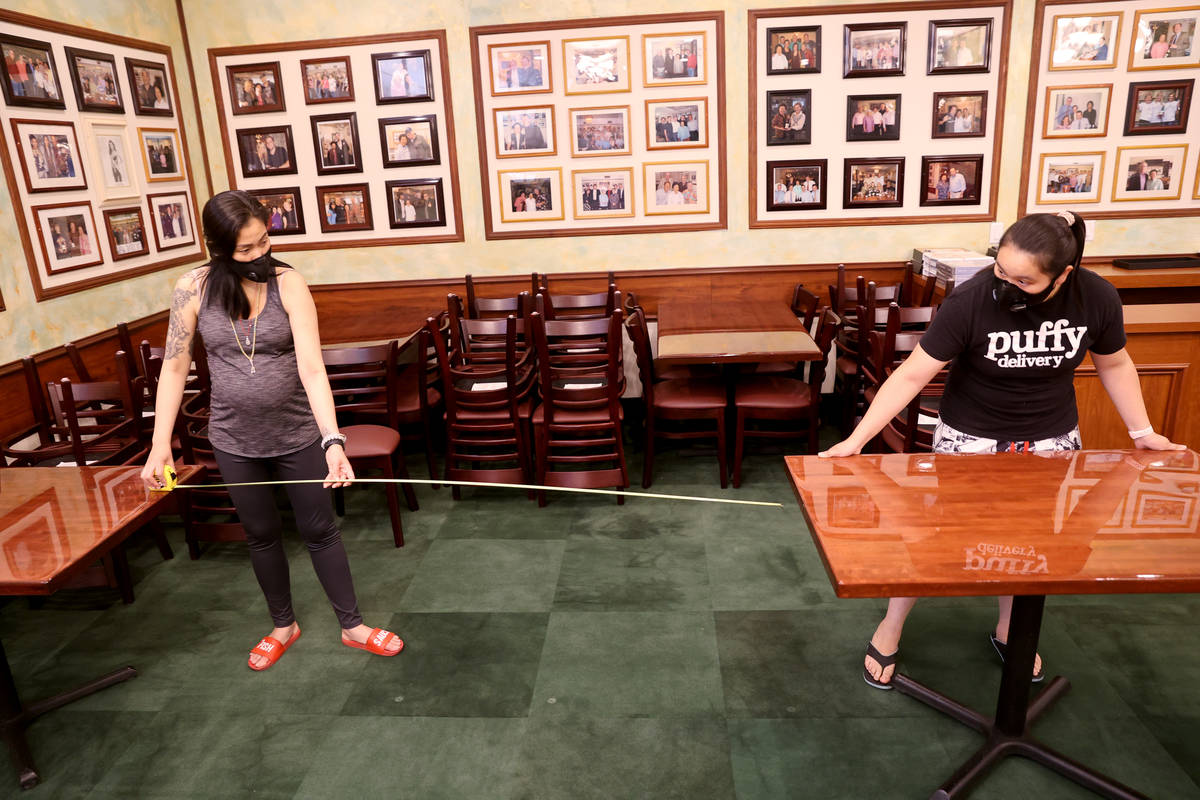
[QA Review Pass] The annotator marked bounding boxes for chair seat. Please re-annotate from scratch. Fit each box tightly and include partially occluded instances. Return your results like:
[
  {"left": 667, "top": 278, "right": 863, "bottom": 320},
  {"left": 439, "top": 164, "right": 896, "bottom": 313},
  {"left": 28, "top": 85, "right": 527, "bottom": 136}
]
[
  {"left": 533, "top": 403, "right": 624, "bottom": 425},
  {"left": 836, "top": 355, "right": 857, "bottom": 376},
  {"left": 735, "top": 376, "right": 815, "bottom": 411},
  {"left": 452, "top": 395, "right": 535, "bottom": 422},
  {"left": 653, "top": 378, "right": 727, "bottom": 411},
  {"left": 342, "top": 424, "right": 401, "bottom": 458}
]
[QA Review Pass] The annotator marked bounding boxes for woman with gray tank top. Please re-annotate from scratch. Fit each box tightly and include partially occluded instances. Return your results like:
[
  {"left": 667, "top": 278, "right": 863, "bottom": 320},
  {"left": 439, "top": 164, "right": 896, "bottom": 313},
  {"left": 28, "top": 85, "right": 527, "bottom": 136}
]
[{"left": 140, "top": 190, "right": 403, "bottom": 670}]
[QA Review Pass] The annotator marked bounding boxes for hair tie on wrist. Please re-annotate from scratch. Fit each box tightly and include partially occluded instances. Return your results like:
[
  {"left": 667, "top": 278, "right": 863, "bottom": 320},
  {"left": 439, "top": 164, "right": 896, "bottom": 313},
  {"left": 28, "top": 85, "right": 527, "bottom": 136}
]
[{"left": 1057, "top": 210, "right": 1076, "bottom": 226}]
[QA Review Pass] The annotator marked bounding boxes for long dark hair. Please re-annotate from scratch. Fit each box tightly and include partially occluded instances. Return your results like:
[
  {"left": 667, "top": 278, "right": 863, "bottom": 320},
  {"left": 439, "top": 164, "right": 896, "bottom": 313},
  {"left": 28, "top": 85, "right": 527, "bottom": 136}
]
[
  {"left": 998, "top": 211, "right": 1087, "bottom": 281},
  {"left": 199, "top": 189, "right": 283, "bottom": 320}
]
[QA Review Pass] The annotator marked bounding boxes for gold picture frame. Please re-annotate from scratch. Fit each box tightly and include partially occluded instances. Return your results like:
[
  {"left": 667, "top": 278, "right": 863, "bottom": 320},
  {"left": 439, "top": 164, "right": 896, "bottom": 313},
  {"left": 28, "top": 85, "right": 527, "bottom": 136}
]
[
  {"left": 645, "top": 97, "right": 708, "bottom": 150},
  {"left": 562, "top": 35, "right": 631, "bottom": 95},
  {"left": 1129, "top": 6, "right": 1200, "bottom": 71},
  {"left": 1042, "top": 83, "right": 1112, "bottom": 138},
  {"left": 643, "top": 159, "right": 710, "bottom": 215},
  {"left": 1047, "top": 12, "right": 1121, "bottom": 71},
  {"left": 1035, "top": 151, "right": 1105, "bottom": 205},
  {"left": 571, "top": 167, "right": 635, "bottom": 219},
  {"left": 493, "top": 105, "right": 557, "bottom": 159},
  {"left": 1111, "top": 144, "right": 1188, "bottom": 201},
  {"left": 568, "top": 105, "right": 631, "bottom": 157},
  {"left": 498, "top": 167, "right": 565, "bottom": 222},
  {"left": 488, "top": 40, "right": 553, "bottom": 96},
  {"left": 642, "top": 31, "right": 707, "bottom": 88},
  {"left": 137, "top": 126, "right": 185, "bottom": 183}
]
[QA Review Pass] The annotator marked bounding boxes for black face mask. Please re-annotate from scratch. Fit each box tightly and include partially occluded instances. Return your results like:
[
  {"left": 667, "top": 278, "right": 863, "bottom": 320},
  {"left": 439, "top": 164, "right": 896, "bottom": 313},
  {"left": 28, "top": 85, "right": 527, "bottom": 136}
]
[
  {"left": 228, "top": 250, "right": 273, "bottom": 283},
  {"left": 991, "top": 273, "right": 1060, "bottom": 312}
]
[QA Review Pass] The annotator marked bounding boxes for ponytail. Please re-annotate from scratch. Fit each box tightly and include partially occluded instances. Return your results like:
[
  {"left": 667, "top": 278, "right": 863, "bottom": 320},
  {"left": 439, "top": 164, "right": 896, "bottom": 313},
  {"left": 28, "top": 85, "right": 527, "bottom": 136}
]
[{"left": 998, "top": 210, "right": 1087, "bottom": 280}]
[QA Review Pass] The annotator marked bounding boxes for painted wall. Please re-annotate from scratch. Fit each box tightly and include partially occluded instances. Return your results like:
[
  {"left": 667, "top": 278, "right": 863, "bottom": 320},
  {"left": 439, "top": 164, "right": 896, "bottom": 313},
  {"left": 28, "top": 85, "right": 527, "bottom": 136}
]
[{"left": 2, "top": 0, "right": 1197, "bottom": 364}]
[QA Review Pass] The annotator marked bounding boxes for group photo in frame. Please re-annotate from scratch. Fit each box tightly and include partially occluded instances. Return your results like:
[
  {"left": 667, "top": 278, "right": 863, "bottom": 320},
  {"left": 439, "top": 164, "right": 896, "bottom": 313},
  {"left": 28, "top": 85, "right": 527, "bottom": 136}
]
[
  {"left": 226, "top": 61, "right": 284, "bottom": 114},
  {"left": 646, "top": 98, "right": 706, "bottom": 149},
  {"left": 1049, "top": 12, "right": 1120, "bottom": 70},
  {"left": 32, "top": 201, "right": 103, "bottom": 274},
  {"left": 316, "top": 183, "right": 373, "bottom": 232},
  {"left": 379, "top": 114, "right": 439, "bottom": 168},
  {"left": 843, "top": 156, "right": 904, "bottom": 208},
  {"left": 301, "top": 56, "right": 353, "bottom": 104},
  {"left": 10, "top": 118, "right": 86, "bottom": 193},
  {"left": 1124, "top": 78, "right": 1193, "bottom": 135},
  {"left": 562, "top": 36, "right": 630, "bottom": 94},
  {"left": 572, "top": 167, "right": 634, "bottom": 219},
  {"left": 498, "top": 167, "right": 564, "bottom": 222},
  {"left": 846, "top": 94, "right": 900, "bottom": 141},
  {"left": 927, "top": 18, "right": 992, "bottom": 74},
  {"left": 125, "top": 57, "right": 172, "bottom": 115},
  {"left": 494, "top": 105, "right": 556, "bottom": 158},
  {"left": 1113, "top": 144, "right": 1188, "bottom": 201},
  {"left": 920, "top": 153, "right": 983, "bottom": 206},
  {"left": 247, "top": 187, "right": 306, "bottom": 236},
  {"left": 372, "top": 50, "right": 434, "bottom": 103},
  {"left": 64, "top": 47, "right": 124, "bottom": 113},
  {"left": 1043, "top": 84, "right": 1111, "bottom": 137},
  {"left": 310, "top": 111, "right": 362, "bottom": 176},
  {"left": 235, "top": 125, "right": 296, "bottom": 177},
  {"left": 138, "top": 127, "right": 184, "bottom": 182},
  {"left": 766, "top": 89, "right": 811, "bottom": 145},
  {"left": 146, "top": 191, "right": 194, "bottom": 251},
  {"left": 1037, "top": 151, "right": 1104, "bottom": 203},
  {"left": 88, "top": 122, "right": 137, "bottom": 201},
  {"left": 766, "top": 25, "right": 820, "bottom": 74},
  {"left": 0, "top": 32, "right": 65, "bottom": 109},
  {"left": 766, "top": 158, "right": 826, "bottom": 211},
  {"left": 643, "top": 160, "right": 709, "bottom": 215},
  {"left": 1130, "top": 7, "right": 1200, "bottom": 70},
  {"left": 102, "top": 206, "right": 148, "bottom": 261},
  {"left": 843, "top": 22, "right": 906, "bottom": 78},
  {"left": 488, "top": 41, "right": 551, "bottom": 96},
  {"left": 570, "top": 105, "right": 631, "bottom": 156},
  {"left": 385, "top": 178, "right": 446, "bottom": 228},
  {"left": 642, "top": 31, "right": 706, "bottom": 87},
  {"left": 932, "top": 91, "right": 986, "bottom": 137}
]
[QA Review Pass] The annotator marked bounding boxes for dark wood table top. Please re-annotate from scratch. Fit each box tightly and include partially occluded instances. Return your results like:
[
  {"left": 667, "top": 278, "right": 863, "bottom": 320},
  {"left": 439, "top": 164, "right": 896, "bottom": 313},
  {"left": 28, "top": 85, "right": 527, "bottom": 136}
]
[
  {"left": 786, "top": 450, "right": 1200, "bottom": 598},
  {"left": 656, "top": 300, "right": 822, "bottom": 364},
  {"left": 0, "top": 465, "right": 199, "bottom": 595}
]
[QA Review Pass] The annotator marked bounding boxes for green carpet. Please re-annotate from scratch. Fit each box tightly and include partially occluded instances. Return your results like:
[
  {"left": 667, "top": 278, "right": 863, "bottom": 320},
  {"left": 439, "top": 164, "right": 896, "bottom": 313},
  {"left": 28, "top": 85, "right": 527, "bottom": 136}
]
[{"left": 3, "top": 438, "right": 1199, "bottom": 799}]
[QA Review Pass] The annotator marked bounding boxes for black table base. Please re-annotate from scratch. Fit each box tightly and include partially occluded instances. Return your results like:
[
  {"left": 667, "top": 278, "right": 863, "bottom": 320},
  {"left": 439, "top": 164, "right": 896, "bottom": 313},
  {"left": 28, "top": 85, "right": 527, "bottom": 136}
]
[
  {"left": 891, "top": 595, "right": 1149, "bottom": 800},
  {"left": 0, "top": 640, "right": 136, "bottom": 790}
]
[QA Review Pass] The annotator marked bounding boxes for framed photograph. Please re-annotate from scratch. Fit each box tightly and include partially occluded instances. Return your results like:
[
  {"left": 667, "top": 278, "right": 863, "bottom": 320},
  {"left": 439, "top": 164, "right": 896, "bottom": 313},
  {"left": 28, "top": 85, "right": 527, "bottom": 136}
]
[
  {"left": 766, "top": 90, "right": 811, "bottom": 145},
  {"left": 1037, "top": 151, "right": 1105, "bottom": 204},
  {"left": 846, "top": 94, "right": 900, "bottom": 141},
  {"left": 645, "top": 99, "right": 706, "bottom": 150},
  {"left": 1112, "top": 145, "right": 1188, "bottom": 201},
  {"left": 642, "top": 32, "right": 707, "bottom": 87},
  {"left": 843, "top": 157, "right": 904, "bottom": 209},
  {"left": 1123, "top": 79, "right": 1194, "bottom": 135},
  {"left": 235, "top": 125, "right": 296, "bottom": 178},
  {"left": 572, "top": 168, "right": 634, "bottom": 219},
  {"left": 919, "top": 154, "right": 984, "bottom": 207},
  {"left": 843, "top": 22, "right": 906, "bottom": 78},
  {"left": 384, "top": 178, "right": 445, "bottom": 229},
  {"left": 247, "top": 187, "right": 306, "bottom": 236},
  {"left": 1130, "top": 8, "right": 1200, "bottom": 70},
  {"left": 372, "top": 50, "right": 434, "bottom": 103},
  {"left": 10, "top": 118, "right": 87, "bottom": 193},
  {"left": 643, "top": 160, "right": 709, "bottom": 215},
  {"left": 32, "top": 201, "right": 103, "bottom": 274},
  {"left": 146, "top": 191, "right": 195, "bottom": 251},
  {"left": 102, "top": 207, "right": 148, "bottom": 261},
  {"left": 570, "top": 105, "right": 631, "bottom": 157},
  {"left": 932, "top": 91, "right": 986, "bottom": 138},
  {"left": 488, "top": 41, "right": 552, "bottom": 96},
  {"left": 1043, "top": 84, "right": 1111, "bottom": 137},
  {"left": 928, "top": 18, "right": 992, "bottom": 74},
  {"left": 125, "top": 57, "right": 173, "bottom": 116},
  {"left": 225, "top": 61, "right": 285, "bottom": 115},
  {"left": 137, "top": 127, "right": 185, "bottom": 183},
  {"left": 316, "top": 183, "right": 373, "bottom": 232},
  {"left": 498, "top": 168, "right": 564, "bottom": 223},
  {"left": 493, "top": 105, "right": 556, "bottom": 158},
  {"left": 0, "top": 33, "right": 65, "bottom": 109},
  {"left": 562, "top": 36, "right": 630, "bottom": 94},
  {"left": 379, "top": 115, "right": 440, "bottom": 168},
  {"left": 300, "top": 56, "right": 354, "bottom": 104},
  {"left": 64, "top": 47, "right": 124, "bottom": 113},
  {"left": 1049, "top": 13, "right": 1121, "bottom": 70},
  {"left": 766, "top": 159, "right": 827, "bottom": 211},
  {"left": 310, "top": 112, "right": 362, "bottom": 176},
  {"left": 87, "top": 122, "right": 137, "bottom": 202},
  {"left": 766, "top": 25, "right": 821, "bottom": 75}
]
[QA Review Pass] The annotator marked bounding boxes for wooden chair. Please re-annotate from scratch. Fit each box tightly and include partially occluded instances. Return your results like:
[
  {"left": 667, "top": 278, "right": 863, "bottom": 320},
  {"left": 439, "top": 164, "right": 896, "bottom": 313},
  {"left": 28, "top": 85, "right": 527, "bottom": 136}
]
[
  {"left": 851, "top": 301, "right": 938, "bottom": 427},
  {"left": 449, "top": 292, "right": 533, "bottom": 366},
  {"left": 464, "top": 274, "right": 534, "bottom": 319},
  {"left": 866, "top": 330, "right": 946, "bottom": 453},
  {"left": 534, "top": 279, "right": 618, "bottom": 320},
  {"left": 174, "top": 386, "right": 247, "bottom": 558},
  {"left": 1, "top": 357, "right": 74, "bottom": 466},
  {"left": 45, "top": 350, "right": 149, "bottom": 468}
]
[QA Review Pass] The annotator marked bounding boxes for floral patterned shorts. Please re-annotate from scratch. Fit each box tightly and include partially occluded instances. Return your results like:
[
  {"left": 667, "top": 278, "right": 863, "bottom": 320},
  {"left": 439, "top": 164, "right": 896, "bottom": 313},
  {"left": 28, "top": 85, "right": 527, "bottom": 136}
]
[{"left": 932, "top": 419, "right": 1082, "bottom": 454}]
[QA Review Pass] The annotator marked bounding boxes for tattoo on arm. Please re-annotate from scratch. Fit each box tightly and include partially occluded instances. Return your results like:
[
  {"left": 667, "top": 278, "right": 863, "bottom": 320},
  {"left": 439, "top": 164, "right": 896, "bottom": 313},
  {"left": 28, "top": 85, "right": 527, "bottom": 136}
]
[{"left": 164, "top": 283, "right": 198, "bottom": 361}]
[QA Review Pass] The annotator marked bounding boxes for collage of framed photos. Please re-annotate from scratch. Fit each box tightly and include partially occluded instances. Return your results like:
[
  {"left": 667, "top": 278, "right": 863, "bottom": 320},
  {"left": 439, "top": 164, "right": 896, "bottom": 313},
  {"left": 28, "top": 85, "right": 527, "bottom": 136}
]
[
  {"left": 750, "top": 1, "right": 1009, "bottom": 228},
  {"left": 209, "top": 31, "right": 462, "bottom": 248},
  {"left": 471, "top": 12, "right": 725, "bottom": 238},
  {"left": 1022, "top": 0, "right": 1200, "bottom": 217},
  {"left": 0, "top": 11, "right": 200, "bottom": 301}
]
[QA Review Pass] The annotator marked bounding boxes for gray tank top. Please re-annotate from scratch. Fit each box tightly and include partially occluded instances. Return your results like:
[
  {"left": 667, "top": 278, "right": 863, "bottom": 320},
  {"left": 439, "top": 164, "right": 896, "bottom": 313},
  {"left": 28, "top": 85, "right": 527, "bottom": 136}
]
[{"left": 196, "top": 270, "right": 320, "bottom": 457}]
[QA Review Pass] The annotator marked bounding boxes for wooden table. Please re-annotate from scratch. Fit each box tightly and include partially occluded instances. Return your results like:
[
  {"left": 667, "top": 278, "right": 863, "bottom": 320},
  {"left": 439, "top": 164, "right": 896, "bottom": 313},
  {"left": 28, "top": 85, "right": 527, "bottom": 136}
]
[
  {"left": 656, "top": 300, "right": 821, "bottom": 365},
  {"left": 0, "top": 465, "right": 199, "bottom": 790},
  {"left": 786, "top": 449, "right": 1200, "bottom": 800}
]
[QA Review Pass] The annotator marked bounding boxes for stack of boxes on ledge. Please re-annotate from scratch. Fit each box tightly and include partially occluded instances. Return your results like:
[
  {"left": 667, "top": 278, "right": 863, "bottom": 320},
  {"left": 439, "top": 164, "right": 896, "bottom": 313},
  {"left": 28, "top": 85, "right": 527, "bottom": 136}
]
[{"left": 913, "top": 247, "right": 995, "bottom": 294}]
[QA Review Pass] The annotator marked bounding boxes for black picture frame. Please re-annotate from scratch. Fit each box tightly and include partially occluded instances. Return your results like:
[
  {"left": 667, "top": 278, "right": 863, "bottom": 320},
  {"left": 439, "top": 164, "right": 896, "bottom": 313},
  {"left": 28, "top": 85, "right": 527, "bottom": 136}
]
[
  {"left": 235, "top": 125, "right": 297, "bottom": 178},
  {"left": 766, "top": 25, "right": 821, "bottom": 75},
  {"left": 247, "top": 187, "right": 307, "bottom": 236},
  {"left": 315, "top": 183, "right": 374, "bottom": 233},
  {"left": 843, "top": 22, "right": 906, "bottom": 78},
  {"left": 931, "top": 90, "right": 987, "bottom": 138},
  {"left": 766, "top": 89, "right": 812, "bottom": 145},
  {"left": 918, "top": 153, "right": 984, "bottom": 207},
  {"left": 64, "top": 47, "right": 124, "bottom": 114},
  {"left": 371, "top": 49, "right": 434, "bottom": 104},
  {"left": 384, "top": 178, "right": 446, "bottom": 229},
  {"left": 378, "top": 114, "right": 440, "bottom": 168},
  {"left": 1123, "top": 78, "right": 1194, "bottom": 136},
  {"left": 0, "top": 33, "right": 66, "bottom": 110},
  {"left": 102, "top": 206, "right": 148, "bottom": 261},
  {"left": 846, "top": 94, "right": 901, "bottom": 141},
  {"left": 765, "top": 159, "right": 827, "bottom": 211},
  {"left": 125, "top": 57, "right": 173, "bottom": 116},
  {"left": 843, "top": 157, "right": 905, "bottom": 209},
  {"left": 226, "top": 61, "right": 286, "bottom": 115},
  {"left": 300, "top": 55, "right": 355, "bottom": 105},
  {"left": 927, "top": 18, "right": 993, "bottom": 75},
  {"left": 310, "top": 111, "right": 363, "bottom": 176}
]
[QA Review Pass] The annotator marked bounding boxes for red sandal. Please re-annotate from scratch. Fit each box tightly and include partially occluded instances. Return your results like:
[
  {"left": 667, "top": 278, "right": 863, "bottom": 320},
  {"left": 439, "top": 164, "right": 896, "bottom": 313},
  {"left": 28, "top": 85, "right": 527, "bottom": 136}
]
[
  {"left": 247, "top": 627, "right": 302, "bottom": 671},
  {"left": 342, "top": 627, "right": 403, "bottom": 656}
]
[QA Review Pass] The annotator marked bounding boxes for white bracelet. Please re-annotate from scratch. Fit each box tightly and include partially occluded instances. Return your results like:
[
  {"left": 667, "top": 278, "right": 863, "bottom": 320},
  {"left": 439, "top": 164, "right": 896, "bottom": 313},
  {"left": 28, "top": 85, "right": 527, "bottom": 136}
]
[{"left": 1128, "top": 426, "right": 1154, "bottom": 440}]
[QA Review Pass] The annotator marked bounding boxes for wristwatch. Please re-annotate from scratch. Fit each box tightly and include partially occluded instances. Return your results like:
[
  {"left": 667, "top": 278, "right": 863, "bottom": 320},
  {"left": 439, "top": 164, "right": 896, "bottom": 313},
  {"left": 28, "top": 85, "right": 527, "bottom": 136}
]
[{"left": 321, "top": 433, "right": 347, "bottom": 451}]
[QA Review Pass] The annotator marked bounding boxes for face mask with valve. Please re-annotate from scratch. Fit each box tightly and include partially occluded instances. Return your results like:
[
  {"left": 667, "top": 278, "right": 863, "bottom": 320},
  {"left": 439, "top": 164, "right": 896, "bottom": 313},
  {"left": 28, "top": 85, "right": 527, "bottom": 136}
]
[
  {"left": 991, "top": 272, "right": 1062, "bottom": 312},
  {"left": 227, "top": 250, "right": 275, "bottom": 283}
]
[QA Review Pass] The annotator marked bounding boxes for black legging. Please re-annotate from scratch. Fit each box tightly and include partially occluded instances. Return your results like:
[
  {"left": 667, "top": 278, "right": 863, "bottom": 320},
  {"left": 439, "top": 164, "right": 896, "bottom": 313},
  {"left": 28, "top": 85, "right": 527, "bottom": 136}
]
[{"left": 213, "top": 439, "right": 363, "bottom": 630}]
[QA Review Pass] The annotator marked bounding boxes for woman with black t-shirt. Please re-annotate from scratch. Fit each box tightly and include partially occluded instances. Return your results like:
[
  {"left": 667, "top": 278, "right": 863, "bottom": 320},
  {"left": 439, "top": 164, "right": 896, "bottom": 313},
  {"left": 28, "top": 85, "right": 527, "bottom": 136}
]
[{"left": 819, "top": 210, "right": 1184, "bottom": 690}]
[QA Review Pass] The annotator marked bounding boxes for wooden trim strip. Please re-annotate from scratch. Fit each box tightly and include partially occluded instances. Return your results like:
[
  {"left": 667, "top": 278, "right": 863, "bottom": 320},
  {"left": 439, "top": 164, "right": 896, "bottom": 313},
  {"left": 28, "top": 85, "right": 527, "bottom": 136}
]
[{"left": 175, "top": 0, "right": 214, "bottom": 199}]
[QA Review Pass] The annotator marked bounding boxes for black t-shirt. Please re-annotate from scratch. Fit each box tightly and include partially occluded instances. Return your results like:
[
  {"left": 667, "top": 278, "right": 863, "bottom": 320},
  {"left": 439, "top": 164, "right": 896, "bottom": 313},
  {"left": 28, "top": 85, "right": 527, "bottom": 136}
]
[{"left": 919, "top": 267, "right": 1126, "bottom": 440}]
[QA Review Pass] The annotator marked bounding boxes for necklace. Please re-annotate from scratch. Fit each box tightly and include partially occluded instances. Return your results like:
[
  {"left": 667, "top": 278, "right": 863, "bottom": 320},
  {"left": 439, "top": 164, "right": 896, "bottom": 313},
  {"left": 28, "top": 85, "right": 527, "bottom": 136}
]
[{"left": 230, "top": 281, "right": 264, "bottom": 374}]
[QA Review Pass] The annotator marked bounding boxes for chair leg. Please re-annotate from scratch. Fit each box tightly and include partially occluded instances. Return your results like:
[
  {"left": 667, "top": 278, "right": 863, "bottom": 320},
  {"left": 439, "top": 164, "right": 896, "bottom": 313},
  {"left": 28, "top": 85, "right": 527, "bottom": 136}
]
[
  {"left": 534, "top": 424, "right": 547, "bottom": 508},
  {"left": 396, "top": 450, "right": 419, "bottom": 512},
  {"left": 807, "top": 411, "right": 821, "bottom": 455},
  {"left": 715, "top": 412, "right": 729, "bottom": 489},
  {"left": 147, "top": 519, "right": 174, "bottom": 560},
  {"left": 732, "top": 409, "right": 746, "bottom": 489},
  {"left": 614, "top": 421, "right": 627, "bottom": 505},
  {"left": 381, "top": 456, "right": 405, "bottom": 548},
  {"left": 641, "top": 416, "right": 655, "bottom": 490}
]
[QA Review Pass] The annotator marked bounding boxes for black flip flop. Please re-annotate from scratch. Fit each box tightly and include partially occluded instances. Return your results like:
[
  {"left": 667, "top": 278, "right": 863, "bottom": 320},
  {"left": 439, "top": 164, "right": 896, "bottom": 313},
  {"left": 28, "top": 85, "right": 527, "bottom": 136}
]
[
  {"left": 989, "top": 633, "right": 1045, "bottom": 683},
  {"left": 863, "top": 641, "right": 898, "bottom": 690}
]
